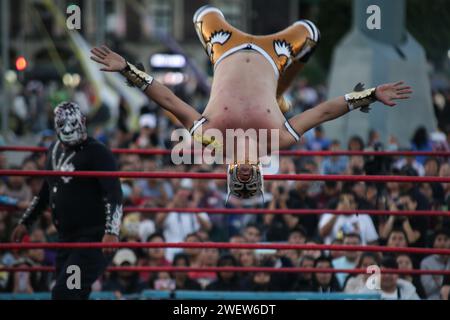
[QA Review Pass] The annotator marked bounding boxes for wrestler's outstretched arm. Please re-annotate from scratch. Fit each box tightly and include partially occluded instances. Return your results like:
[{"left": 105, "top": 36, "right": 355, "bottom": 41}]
[
  {"left": 284, "top": 82, "right": 412, "bottom": 147},
  {"left": 90, "top": 46, "right": 201, "bottom": 129}
]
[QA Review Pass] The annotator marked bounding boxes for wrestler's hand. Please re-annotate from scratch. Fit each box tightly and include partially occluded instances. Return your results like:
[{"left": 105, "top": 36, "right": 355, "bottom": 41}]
[
  {"left": 102, "top": 234, "right": 119, "bottom": 255},
  {"left": 375, "top": 81, "right": 412, "bottom": 107},
  {"left": 90, "top": 45, "right": 127, "bottom": 72},
  {"left": 11, "top": 224, "right": 28, "bottom": 242}
]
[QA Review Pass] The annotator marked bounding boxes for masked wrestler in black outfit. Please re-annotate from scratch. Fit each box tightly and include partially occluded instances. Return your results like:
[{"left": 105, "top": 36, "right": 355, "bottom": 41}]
[{"left": 11, "top": 101, "right": 123, "bottom": 300}]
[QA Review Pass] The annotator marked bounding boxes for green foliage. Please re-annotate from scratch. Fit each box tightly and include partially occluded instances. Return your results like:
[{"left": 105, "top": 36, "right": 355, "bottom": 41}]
[
  {"left": 406, "top": 0, "right": 450, "bottom": 66},
  {"left": 315, "top": 0, "right": 352, "bottom": 71}
]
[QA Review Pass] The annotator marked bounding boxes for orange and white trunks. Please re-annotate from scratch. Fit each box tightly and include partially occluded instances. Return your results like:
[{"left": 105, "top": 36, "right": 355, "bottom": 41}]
[{"left": 193, "top": 5, "right": 320, "bottom": 96}]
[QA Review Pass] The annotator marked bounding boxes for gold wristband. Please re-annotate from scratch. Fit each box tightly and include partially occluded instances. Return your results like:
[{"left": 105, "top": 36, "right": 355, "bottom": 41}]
[
  {"left": 344, "top": 83, "right": 377, "bottom": 113},
  {"left": 120, "top": 61, "right": 153, "bottom": 91}
]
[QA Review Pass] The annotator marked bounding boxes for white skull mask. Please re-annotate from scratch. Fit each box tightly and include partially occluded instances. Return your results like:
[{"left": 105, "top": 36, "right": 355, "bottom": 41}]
[{"left": 54, "top": 102, "right": 87, "bottom": 146}]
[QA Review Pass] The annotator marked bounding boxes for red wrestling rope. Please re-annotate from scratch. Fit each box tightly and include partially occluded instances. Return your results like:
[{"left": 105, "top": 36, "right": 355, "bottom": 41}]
[
  {"left": 1, "top": 266, "right": 450, "bottom": 275},
  {"left": 123, "top": 207, "right": 450, "bottom": 217},
  {"left": 2, "top": 170, "right": 450, "bottom": 183},
  {"left": 1, "top": 205, "right": 447, "bottom": 217},
  {"left": 0, "top": 204, "right": 448, "bottom": 217},
  {"left": 1, "top": 146, "right": 449, "bottom": 157},
  {"left": 1, "top": 242, "right": 450, "bottom": 255}
]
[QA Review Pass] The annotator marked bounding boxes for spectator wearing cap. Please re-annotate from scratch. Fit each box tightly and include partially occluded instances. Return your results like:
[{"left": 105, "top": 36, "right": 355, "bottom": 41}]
[
  {"left": 133, "top": 113, "right": 158, "bottom": 149},
  {"left": 318, "top": 192, "right": 378, "bottom": 245},
  {"left": 156, "top": 178, "right": 212, "bottom": 261},
  {"left": 38, "top": 129, "right": 55, "bottom": 148},
  {"left": 102, "top": 249, "right": 147, "bottom": 297},
  {"left": 120, "top": 213, "right": 143, "bottom": 242},
  {"left": 420, "top": 229, "right": 450, "bottom": 299},
  {"left": 359, "top": 256, "right": 420, "bottom": 300},
  {"left": 332, "top": 233, "right": 361, "bottom": 288}
]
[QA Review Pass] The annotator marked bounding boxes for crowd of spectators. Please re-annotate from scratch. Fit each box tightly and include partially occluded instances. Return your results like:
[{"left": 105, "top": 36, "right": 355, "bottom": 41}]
[{"left": 1, "top": 79, "right": 450, "bottom": 300}]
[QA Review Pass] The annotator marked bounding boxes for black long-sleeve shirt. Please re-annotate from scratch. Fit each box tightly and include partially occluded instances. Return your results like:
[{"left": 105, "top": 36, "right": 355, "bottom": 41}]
[{"left": 19, "top": 137, "right": 123, "bottom": 237}]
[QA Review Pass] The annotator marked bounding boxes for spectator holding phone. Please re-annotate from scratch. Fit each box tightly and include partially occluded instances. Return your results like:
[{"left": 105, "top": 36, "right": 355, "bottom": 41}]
[
  {"left": 379, "top": 193, "right": 427, "bottom": 247},
  {"left": 318, "top": 191, "right": 378, "bottom": 245}
]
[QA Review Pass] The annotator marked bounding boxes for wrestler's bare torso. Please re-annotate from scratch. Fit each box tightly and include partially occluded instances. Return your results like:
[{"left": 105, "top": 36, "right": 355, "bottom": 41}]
[
  {"left": 91, "top": 44, "right": 411, "bottom": 164},
  {"left": 199, "top": 51, "right": 295, "bottom": 154}
]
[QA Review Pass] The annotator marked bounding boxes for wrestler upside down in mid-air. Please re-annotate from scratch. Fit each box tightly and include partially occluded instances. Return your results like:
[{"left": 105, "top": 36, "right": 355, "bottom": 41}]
[{"left": 90, "top": 5, "right": 412, "bottom": 201}]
